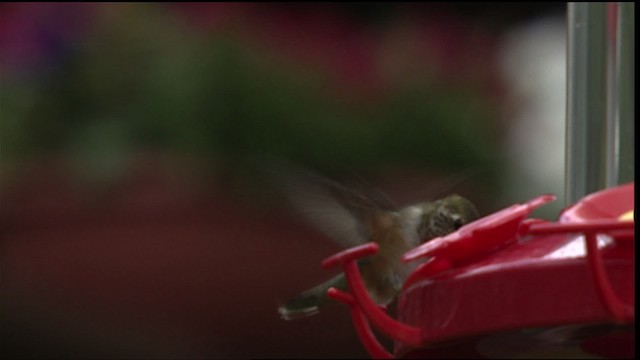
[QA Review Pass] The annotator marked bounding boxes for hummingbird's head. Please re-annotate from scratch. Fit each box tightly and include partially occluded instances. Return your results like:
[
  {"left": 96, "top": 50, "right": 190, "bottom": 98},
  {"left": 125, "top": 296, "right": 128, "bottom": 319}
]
[{"left": 419, "top": 194, "right": 480, "bottom": 242}]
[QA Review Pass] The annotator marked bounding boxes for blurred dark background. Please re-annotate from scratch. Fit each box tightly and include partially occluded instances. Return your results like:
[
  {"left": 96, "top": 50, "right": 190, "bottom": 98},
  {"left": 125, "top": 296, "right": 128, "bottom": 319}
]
[{"left": 1, "top": 3, "right": 566, "bottom": 358}]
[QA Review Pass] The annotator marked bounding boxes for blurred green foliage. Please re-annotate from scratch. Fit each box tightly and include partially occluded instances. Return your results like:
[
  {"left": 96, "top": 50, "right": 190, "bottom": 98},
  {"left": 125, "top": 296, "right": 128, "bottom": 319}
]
[{"left": 1, "top": 3, "right": 504, "bottom": 194}]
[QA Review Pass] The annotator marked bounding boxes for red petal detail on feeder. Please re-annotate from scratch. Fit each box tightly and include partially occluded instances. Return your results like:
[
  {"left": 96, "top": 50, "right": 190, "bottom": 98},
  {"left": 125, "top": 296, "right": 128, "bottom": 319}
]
[
  {"left": 403, "top": 257, "right": 452, "bottom": 290},
  {"left": 526, "top": 194, "right": 558, "bottom": 209},
  {"left": 402, "top": 194, "right": 556, "bottom": 264}
]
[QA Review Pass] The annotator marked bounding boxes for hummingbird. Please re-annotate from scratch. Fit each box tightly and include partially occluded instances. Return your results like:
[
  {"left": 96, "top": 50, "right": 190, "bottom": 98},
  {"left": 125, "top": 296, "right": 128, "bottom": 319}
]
[{"left": 277, "top": 169, "right": 480, "bottom": 320}]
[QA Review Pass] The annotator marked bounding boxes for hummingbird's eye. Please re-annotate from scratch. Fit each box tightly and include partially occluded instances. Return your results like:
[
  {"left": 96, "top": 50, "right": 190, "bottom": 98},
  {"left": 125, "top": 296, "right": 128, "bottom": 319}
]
[{"left": 452, "top": 216, "right": 464, "bottom": 230}]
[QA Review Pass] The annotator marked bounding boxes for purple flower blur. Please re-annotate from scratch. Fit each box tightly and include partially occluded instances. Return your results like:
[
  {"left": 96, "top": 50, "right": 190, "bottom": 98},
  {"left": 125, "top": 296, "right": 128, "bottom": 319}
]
[{"left": 0, "top": 3, "right": 95, "bottom": 77}]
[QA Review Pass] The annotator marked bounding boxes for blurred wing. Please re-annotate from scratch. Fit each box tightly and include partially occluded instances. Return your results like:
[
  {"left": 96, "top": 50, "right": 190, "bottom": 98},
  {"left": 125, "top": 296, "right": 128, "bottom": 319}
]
[
  {"left": 281, "top": 171, "right": 369, "bottom": 248},
  {"left": 268, "top": 160, "right": 395, "bottom": 248}
]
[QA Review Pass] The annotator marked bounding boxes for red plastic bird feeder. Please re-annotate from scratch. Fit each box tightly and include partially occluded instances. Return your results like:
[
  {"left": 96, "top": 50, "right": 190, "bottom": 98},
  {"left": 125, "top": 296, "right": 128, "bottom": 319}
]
[
  {"left": 322, "top": 2, "right": 634, "bottom": 358},
  {"left": 323, "top": 182, "right": 634, "bottom": 358}
]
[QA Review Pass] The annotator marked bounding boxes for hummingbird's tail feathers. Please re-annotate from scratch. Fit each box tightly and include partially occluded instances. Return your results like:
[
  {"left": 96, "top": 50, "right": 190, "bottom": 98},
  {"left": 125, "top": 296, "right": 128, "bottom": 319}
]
[
  {"left": 278, "top": 285, "right": 329, "bottom": 321},
  {"left": 278, "top": 295, "right": 321, "bottom": 320},
  {"left": 278, "top": 273, "right": 348, "bottom": 321}
]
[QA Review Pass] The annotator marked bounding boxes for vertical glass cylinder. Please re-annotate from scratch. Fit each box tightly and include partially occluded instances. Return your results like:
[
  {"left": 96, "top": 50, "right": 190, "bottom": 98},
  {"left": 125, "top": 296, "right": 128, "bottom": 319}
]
[
  {"left": 614, "top": 2, "right": 634, "bottom": 185},
  {"left": 565, "top": 2, "right": 608, "bottom": 205},
  {"left": 565, "top": 2, "right": 634, "bottom": 205}
]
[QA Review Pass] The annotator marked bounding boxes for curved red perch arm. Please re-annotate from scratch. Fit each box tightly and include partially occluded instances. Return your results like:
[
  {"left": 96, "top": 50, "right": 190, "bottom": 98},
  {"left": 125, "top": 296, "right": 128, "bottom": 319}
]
[
  {"left": 327, "top": 288, "right": 393, "bottom": 359},
  {"left": 322, "top": 243, "right": 422, "bottom": 351}
]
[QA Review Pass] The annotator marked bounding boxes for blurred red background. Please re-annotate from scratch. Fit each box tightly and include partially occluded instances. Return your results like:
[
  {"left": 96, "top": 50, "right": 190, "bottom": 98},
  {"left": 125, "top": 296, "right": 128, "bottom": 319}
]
[{"left": 1, "top": 3, "right": 565, "bottom": 358}]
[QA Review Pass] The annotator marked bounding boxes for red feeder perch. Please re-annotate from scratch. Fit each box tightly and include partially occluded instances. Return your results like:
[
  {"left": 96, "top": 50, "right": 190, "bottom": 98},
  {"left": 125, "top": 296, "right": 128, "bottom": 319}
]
[{"left": 323, "top": 182, "right": 634, "bottom": 358}]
